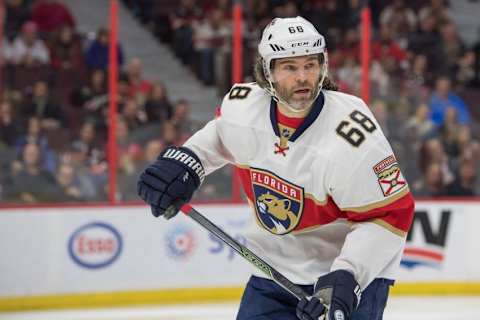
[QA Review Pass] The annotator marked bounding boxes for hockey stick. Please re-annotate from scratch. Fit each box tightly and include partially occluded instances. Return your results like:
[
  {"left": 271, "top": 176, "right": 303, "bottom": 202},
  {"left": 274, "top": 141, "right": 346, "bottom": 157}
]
[{"left": 165, "top": 203, "right": 312, "bottom": 301}]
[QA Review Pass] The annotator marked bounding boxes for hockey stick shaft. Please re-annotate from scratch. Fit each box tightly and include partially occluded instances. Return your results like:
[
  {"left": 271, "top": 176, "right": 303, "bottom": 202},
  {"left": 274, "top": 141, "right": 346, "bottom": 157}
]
[{"left": 175, "top": 204, "right": 310, "bottom": 301}]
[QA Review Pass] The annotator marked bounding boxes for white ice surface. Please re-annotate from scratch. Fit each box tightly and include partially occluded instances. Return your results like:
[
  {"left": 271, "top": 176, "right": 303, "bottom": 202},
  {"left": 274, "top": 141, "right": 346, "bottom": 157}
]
[{"left": 1, "top": 296, "right": 480, "bottom": 320}]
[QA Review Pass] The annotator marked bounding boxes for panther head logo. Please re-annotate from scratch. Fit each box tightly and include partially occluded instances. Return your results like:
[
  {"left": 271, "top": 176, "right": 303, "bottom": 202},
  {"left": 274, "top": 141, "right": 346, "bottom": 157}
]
[{"left": 256, "top": 192, "right": 298, "bottom": 233}]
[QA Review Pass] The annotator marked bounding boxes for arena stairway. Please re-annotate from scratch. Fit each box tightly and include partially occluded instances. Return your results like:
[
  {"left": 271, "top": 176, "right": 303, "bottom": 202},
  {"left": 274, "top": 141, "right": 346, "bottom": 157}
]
[
  {"left": 449, "top": 0, "right": 480, "bottom": 47},
  {"left": 63, "top": 0, "right": 221, "bottom": 124}
]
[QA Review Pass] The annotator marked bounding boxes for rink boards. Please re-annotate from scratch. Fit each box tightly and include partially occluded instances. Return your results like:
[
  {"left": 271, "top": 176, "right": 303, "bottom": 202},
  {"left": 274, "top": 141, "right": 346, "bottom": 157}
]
[{"left": 0, "top": 201, "right": 479, "bottom": 310}]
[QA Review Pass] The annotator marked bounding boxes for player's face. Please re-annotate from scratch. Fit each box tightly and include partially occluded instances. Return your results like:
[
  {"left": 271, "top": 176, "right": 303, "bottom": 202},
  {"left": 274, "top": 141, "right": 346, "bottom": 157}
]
[{"left": 272, "top": 55, "right": 321, "bottom": 111}]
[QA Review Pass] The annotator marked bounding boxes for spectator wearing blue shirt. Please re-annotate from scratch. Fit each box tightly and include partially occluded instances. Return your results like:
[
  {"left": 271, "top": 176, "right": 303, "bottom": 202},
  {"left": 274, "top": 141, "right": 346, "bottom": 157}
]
[
  {"left": 429, "top": 76, "right": 471, "bottom": 125},
  {"left": 85, "top": 27, "right": 123, "bottom": 70}
]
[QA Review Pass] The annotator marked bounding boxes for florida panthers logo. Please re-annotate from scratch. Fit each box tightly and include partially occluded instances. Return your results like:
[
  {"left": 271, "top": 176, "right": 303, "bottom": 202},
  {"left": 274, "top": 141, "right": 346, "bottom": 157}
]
[{"left": 251, "top": 168, "right": 304, "bottom": 235}]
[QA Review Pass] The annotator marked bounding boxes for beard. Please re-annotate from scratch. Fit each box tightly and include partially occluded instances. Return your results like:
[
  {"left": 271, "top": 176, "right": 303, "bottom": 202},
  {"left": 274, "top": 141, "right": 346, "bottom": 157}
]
[{"left": 275, "top": 79, "right": 320, "bottom": 111}]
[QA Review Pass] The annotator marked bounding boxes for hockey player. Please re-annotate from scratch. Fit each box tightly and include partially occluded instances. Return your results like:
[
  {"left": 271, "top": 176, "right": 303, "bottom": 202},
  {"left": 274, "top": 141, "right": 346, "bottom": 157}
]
[{"left": 137, "top": 16, "right": 415, "bottom": 320}]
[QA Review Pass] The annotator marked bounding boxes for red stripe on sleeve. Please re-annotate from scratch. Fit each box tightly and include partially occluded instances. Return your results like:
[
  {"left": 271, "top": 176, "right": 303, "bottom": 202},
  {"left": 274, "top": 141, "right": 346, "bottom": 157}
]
[{"left": 346, "top": 192, "right": 415, "bottom": 233}]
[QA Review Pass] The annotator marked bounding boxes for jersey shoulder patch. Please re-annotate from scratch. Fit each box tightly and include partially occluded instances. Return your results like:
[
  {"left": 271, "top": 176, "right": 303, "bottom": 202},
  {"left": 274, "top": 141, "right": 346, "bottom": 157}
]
[{"left": 372, "top": 155, "right": 408, "bottom": 197}]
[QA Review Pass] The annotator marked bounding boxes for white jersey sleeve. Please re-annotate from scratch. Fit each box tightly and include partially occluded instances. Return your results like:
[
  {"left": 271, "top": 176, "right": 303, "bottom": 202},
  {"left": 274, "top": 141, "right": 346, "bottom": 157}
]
[
  {"left": 183, "top": 82, "right": 268, "bottom": 174},
  {"left": 183, "top": 118, "right": 232, "bottom": 175},
  {"left": 323, "top": 93, "right": 414, "bottom": 289}
]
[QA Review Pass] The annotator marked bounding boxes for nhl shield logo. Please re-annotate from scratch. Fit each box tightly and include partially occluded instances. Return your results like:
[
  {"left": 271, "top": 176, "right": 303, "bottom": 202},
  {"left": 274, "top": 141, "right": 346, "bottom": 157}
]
[{"left": 250, "top": 168, "right": 304, "bottom": 235}]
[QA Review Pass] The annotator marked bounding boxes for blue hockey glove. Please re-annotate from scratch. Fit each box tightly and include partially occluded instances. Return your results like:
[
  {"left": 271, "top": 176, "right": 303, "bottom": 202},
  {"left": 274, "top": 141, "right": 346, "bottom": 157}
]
[
  {"left": 296, "top": 270, "right": 361, "bottom": 320},
  {"left": 137, "top": 146, "right": 205, "bottom": 218}
]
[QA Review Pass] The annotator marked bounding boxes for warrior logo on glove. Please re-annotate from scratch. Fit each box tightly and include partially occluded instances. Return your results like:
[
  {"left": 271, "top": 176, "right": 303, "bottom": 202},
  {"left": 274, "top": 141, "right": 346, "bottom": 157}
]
[
  {"left": 163, "top": 148, "right": 205, "bottom": 183},
  {"left": 137, "top": 146, "right": 205, "bottom": 218}
]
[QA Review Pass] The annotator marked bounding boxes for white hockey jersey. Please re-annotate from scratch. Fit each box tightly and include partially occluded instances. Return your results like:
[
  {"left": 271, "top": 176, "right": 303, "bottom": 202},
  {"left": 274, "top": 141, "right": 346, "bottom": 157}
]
[{"left": 184, "top": 83, "right": 414, "bottom": 289}]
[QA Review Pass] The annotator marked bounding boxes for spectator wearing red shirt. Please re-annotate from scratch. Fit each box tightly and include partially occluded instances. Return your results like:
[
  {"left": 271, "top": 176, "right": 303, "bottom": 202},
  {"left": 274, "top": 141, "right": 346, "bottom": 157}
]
[
  {"left": 48, "top": 25, "right": 84, "bottom": 70},
  {"left": 126, "top": 58, "right": 153, "bottom": 101},
  {"left": 372, "top": 24, "right": 408, "bottom": 73},
  {"left": 31, "top": 0, "right": 75, "bottom": 33}
]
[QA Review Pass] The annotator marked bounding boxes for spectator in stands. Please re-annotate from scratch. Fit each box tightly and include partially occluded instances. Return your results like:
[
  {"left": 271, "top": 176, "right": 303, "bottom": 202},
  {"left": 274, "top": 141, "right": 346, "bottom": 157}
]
[
  {"left": 117, "top": 72, "right": 131, "bottom": 105},
  {"left": 193, "top": 8, "right": 231, "bottom": 85},
  {"left": 116, "top": 116, "right": 143, "bottom": 164},
  {"left": 303, "top": 0, "right": 341, "bottom": 47},
  {"left": 418, "top": 0, "right": 451, "bottom": 25},
  {"left": 9, "top": 143, "right": 59, "bottom": 203},
  {"left": 49, "top": 25, "right": 84, "bottom": 71},
  {"left": 116, "top": 117, "right": 143, "bottom": 200},
  {"left": 118, "top": 138, "right": 165, "bottom": 200},
  {"left": 429, "top": 76, "right": 471, "bottom": 125},
  {"left": 10, "top": 21, "right": 50, "bottom": 66},
  {"left": 282, "top": 1, "right": 300, "bottom": 18},
  {"left": 121, "top": 99, "right": 147, "bottom": 131},
  {"left": 55, "top": 163, "right": 84, "bottom": 201},
  {"left": 22, "top": 80, "right": 63, "bottom": 130},
  {"left": 121, "top": 138, "right": 165, "bottom": 201},
  {"left": 379, "top": 0, "right": 417, "bottom": 46},
  {"left": 143, "top": 139, "right": 165, "bottom": 163},
  {"left": 170, "top": 0, "right": 202, "bottom": 65},
  {"left": 438, "top": 21, "right": 465, "bottom": 74},
  {"left": 56, "top": 149, "right": 101, "bottom": 201},
  {"left": 446, "top": 156, "right": 477, "bottom": 196},
  {"left": 14, "top": 116, "right": 56, "bottom": 173},
  {"left": 170, "top": 99, "right": 194, "bottom": 137},
  {"left": 473, "top": 28, "right": 480, "bottom": 85},
  {"left": 1, "top": 37, "right": 14, "bottom": 65},
  {"left": 439, "top": 107, "right": 461, "bottom": 159},
  {"left": 0, "top": 101, "right": 22, "bottom": 147},
  {"left": 419, "top": 138, "right": 454, "bottom": 186},
  {"left": 144, "top": 81, "right": 173, "bottom": 124},
  {"left": 341, "top": 0, "right": 364, "bottom": 30},
  {"left": 201, "top": 0, "right": 231, "bottom": 17},
  {"left": 71, "top": 121, "right": 104, "bottom": 168},
  {"left": 370, "top": 100, "right": 392, "bottom": 139},
  {"left": 456, "top": 125, "right": 480, "bottom": 160},
  {"left": 454, "top": 50, "right": 478, "bottom": 89},
  {"left": 161, "top": 121, "right": 180, "bottom": 145},
  {"left": 335, "top": 28, "right": 360, "bottom": 65},
  {"left": 372, "top": 24, "right": 408, "bottom": 73},
  {"left": 4, "top": 0, "right": 30, "bottom": 40},
  {"left": 404, "top": 103, "right": 436, "bottom": 142},
  {"left": 337, "top": 55, "right": 361, "bottom": 95},
  {"left": 412, "top": 162, "right": 447, "bottom": 197},
  {"left": 67, "top": 69, "right": 107, "bottom": 134},
  {"left": 406, "top": 54, "right": 435, "bottom": 89},
  {"left": 85, "top": 27, "right": 124, "bottom": 71},
  {"left": 407, "top": 13, "right": 442, "bottom": 69},
  {"left": 248, "top": 0, "right": 271, "bottom": 32},
  {"left": 70, "top": 120, "right": 108, "bottom": 201},
  {"left": 70, "top": 68, "right": 107, "bottom": 114},
  {"left": 126, "top": 57, "right": 152, "bottom": 103},
  {"left": 31, "top": 0, "right": 75, "bottom": 33}
]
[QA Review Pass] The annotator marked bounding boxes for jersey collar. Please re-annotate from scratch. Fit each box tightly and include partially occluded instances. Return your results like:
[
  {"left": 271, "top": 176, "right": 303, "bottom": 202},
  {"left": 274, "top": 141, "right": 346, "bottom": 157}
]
[{"left": 269, "top": 91, "right": 325, "bottom": 142}]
